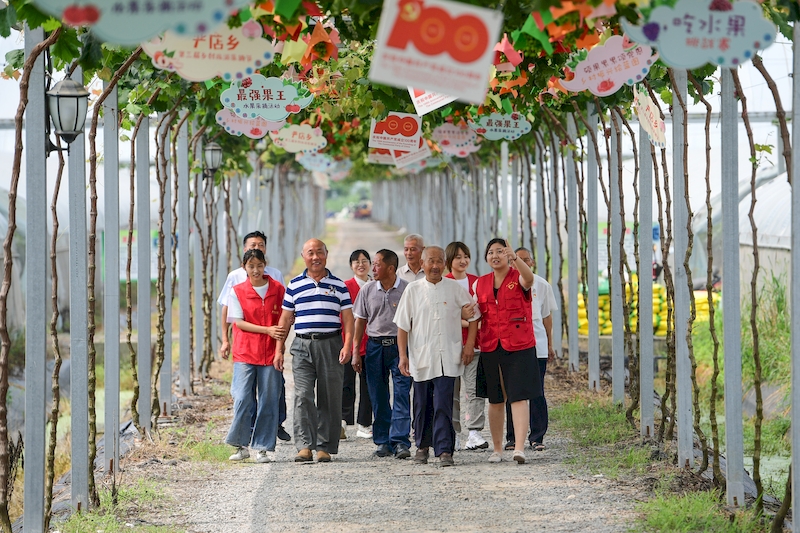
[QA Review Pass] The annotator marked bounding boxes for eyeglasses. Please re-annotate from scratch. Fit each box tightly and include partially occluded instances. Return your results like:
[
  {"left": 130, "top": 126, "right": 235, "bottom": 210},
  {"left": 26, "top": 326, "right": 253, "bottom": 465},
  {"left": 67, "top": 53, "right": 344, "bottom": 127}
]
[{"left": 353, "top": 260, "right": 371, "bottom": 266}]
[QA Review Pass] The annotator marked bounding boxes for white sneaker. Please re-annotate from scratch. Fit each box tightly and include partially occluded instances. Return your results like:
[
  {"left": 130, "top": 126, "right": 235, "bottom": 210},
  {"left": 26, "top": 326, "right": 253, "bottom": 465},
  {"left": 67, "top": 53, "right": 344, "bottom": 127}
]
[
  {"left": 256, "top": 450, "right": 274, "bottom": 463},
  {"left": 357, "top": 425, "right": 373, "bottom": 439},
  {"left": 465, "top": 430, "right": 489, "bottom": 450},
  {"left": 229, "top": 447, "right": 250, "bottom": 461},
  {"left": 454, "top": 435, "right": 462, "bottom": 451}
]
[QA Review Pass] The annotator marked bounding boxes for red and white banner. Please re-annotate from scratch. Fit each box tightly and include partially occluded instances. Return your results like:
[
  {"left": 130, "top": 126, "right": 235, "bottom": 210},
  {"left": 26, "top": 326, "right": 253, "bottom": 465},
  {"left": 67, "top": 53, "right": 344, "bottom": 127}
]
[
  {"left": 370, "top": 0, "right": 502, "bottom": 104},
  {"left": 368, "top": 112, "right": 423, "bottom": 151},
  {"left": 368, "top": 148, "right": 396, "bottom": 165},
  {"left": 392, "top": 139, "right": 431, "bottom": 168},
  {"left": 408, "top": 87, "right": 457, "bottom": 116}
]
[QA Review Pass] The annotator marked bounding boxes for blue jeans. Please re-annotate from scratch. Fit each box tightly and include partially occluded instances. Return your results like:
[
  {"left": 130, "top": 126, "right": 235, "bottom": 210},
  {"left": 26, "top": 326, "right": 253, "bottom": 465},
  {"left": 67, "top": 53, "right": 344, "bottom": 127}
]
[
  {"left": 250, "top": 376, "right": 287, "bottom": 428},
  {"left": 364, "top": 338, "right": 412, "bottom": 450},
  {"left": 226, "top": 362, "right": 282, "bottom": 451}
]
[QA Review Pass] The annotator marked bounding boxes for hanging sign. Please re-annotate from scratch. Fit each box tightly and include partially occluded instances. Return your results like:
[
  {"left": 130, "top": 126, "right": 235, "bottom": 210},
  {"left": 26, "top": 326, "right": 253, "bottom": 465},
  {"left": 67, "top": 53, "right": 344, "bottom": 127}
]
[
  {"left": 560, "top": 35, "right": 658, "bottom": 97},
  {"left": 269, "top": 124, "right": 328, "bottom": 153},
  {"left": 368, "top": 148, "right": 396, "bottom": 165},
  {"left": 392, "top": 138, "right": 431, "bottom": 168},
  {"left": 620, "top": 0, "right": 776, "bottom": 69},
  {"left": 33, "top": 0, "right": 249, "bottom": 46},
  {"left": 328, "top": 159, "right": 353, "bottom": 181},
  {"left": 220, "top": 74, "right": 313, "bottom": 122},
  {"left": 370, "top": 0, "right": 503, "bottom": 104},
  {"left": 469, "top": 112, "right": 531, "bottom": 141},
  {"left": 215, "top": 109, "right": 285, "bottom": 139},
  {"left": 632, "top": 85, "right": 666, "bottom": 149},
  {"left": 296, "top": 151, "right": 333, "bottom": 173},
  {"left": 368, "top": 112, "right": 423, "bottom": 151},
  {"left": 142, "top": 21, "right": 274, "bottom": 82},
  {"left": 408, "top": 87, "right": 457, "bottom": 116},
  {"left": 432, "top": 123, "right": 480, "bottom": 157}
]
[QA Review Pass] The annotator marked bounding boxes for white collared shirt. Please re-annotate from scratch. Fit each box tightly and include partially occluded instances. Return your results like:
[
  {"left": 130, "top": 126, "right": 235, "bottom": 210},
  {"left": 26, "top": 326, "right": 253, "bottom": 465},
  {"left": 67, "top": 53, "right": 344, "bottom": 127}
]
[
  {"left": 397, "top": 263, "right": 425, "bottom": 284},
  {"left": 393, "top": 277, "right": 480, "bottom": 381}
]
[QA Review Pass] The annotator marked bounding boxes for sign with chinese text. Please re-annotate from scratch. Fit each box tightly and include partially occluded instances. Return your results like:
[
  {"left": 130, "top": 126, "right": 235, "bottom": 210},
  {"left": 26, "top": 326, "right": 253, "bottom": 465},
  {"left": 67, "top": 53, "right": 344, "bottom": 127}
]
[
  {"left": 269, "top": 124, "right": 327, "bottom": 153},
  {"left": 327, "top": 159, "right": 353, "bottom": 181},
  {"left": 633, "top": 85, "right": 666, "bottom": 148},
  {"left": 220, "top": 74, "right": 313, "bottom": 122},
  {"left": 33, "top": 0, "right": 249, "bottom": 46},
  {"left": 560, "top": 35, "right": 658, "bottom": 97},
  {"left": 432, "top": 123, "right": 480, "bottom": 157},
  {"left": 368, "top": 148, "right": 396, "bottom": 165},
  {"left": 408, "top": 87, "right": 457, "bottom": 116},
  {"left": 469, "top": 112, "right": 531, "bottom": 141},
  {"left": 297, "top": 151, "right": 333, "bottom": 173},
  {"left": 621, "top": 0, "right": 776, "bottom": 68},
  {"left": 370, "top": 0, "right": 503, "bottom": 103},
  {"left": 393, "top": 138, "right": 431, "bottom": 168},
  {"left": 215, "top": 109, "right": 285, "bottom": 139},
  {"left": 368, "top": 112, "right": 423, "bottom": 151},
  {"left": 142, "top": 22, "right": 274, "bottom": 82}
]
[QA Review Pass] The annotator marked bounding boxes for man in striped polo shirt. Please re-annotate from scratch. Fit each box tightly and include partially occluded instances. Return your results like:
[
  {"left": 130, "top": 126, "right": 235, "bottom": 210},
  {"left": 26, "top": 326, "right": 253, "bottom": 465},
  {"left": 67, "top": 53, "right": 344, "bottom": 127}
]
[{"left": 276, "top": 238, "right": 355, "bottom": 463}]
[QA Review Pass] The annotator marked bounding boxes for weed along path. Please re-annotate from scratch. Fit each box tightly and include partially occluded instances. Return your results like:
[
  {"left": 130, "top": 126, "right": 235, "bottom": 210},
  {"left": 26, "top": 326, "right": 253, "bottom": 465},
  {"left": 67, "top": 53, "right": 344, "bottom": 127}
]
[{"left": 90, "top": 220, "right": 650, "bottom": 532}]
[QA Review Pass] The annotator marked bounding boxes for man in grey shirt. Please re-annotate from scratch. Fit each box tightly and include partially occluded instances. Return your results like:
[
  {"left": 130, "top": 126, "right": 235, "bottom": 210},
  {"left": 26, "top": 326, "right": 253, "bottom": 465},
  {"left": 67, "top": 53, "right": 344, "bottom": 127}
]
[{"left": 352, "top": 249, "right": 412, "bottom": 459}]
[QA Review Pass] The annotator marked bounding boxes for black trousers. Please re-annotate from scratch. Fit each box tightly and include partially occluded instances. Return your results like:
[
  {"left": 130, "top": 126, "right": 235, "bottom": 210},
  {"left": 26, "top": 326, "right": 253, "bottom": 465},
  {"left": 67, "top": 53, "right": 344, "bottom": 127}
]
[
  {"left": 342, "top": 360, "right": 373, "bottom": 426},
  {"left": 505, "top": 358, "right": 548, "bottom": 443}
]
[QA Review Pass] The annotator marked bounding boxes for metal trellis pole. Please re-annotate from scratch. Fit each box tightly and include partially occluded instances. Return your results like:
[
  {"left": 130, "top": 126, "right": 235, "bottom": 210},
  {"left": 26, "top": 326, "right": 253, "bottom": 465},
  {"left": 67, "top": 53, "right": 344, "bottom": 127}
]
[
  {"left": 136, "top": 117, "right": 152, "bottom": 433},
  {"left": 567, "top": 115, "right": 579, "bottom": 373},
  {"left": 586, "top": 104, "right": 601, "bottom": 392},
  {"left": 610, "top": 113, "right": 625, "bottom": 404},
  {"left": 638, "top": 122, "right": 654, "bottom": 439}
]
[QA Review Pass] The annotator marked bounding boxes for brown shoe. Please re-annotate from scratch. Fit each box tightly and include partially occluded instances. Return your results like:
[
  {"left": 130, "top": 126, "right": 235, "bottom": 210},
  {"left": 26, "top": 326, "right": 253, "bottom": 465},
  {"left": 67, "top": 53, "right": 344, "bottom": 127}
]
[
  {"left": 439, "top": 452, "right": 454, "bottom": 467},
  {"left": 294, "top": 448, "right": 313, "bottom": 462},
  {"left": 413, "top": 447, "right": 429, "bottom": 464},
  {"left": 340, "top": 426, "right": 347, "bottom": 439},
  {"left": 316, "top": 450, "right": 332, "bottom": 463}
]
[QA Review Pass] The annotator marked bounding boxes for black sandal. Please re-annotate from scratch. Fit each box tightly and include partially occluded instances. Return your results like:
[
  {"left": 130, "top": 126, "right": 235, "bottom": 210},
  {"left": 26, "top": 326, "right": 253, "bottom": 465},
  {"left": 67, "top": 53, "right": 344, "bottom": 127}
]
[{"left": 532, "top": 442, "right": 545, "bottom": 451}]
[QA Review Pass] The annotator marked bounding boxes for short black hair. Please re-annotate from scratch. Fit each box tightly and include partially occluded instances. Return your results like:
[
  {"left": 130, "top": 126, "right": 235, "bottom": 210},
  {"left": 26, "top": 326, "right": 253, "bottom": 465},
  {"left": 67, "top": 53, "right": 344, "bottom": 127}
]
[
  {"left": 349, "top": 249, "right": 371, "bottom": 264},
  {"left": 376, "top": 249, "right": 398, "bottom": 270},
  {"left": 242, "top": 248, "right": 266, "bottom": 266},
  {"left": 484, "top": 237, "right": 508, "bottom": 261},
  {"left": 242, "top": 231, "right": 267, "bottom": 247}
]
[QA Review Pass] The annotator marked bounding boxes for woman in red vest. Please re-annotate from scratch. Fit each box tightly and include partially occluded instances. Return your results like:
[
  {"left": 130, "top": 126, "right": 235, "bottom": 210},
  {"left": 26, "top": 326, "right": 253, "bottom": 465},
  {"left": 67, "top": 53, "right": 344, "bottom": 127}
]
[
  {"left": 224, "top": 249, "right": 287, "bottom": 463},
  {"left": 342, "top": 249, "right": 373, "bottom": 439},
  {"left": 474, "top": 238, "right": 541, "bottom": 464},
  {"left": 445, "top": 241, "right": 488, "bottom": 452}
]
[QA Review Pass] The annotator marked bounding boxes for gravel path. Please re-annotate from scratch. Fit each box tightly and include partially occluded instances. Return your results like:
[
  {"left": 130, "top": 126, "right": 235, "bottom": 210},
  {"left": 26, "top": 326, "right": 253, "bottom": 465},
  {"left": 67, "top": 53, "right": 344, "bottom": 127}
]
[{"left": 159, "top": 220, "right": 640, "bottom": 532}]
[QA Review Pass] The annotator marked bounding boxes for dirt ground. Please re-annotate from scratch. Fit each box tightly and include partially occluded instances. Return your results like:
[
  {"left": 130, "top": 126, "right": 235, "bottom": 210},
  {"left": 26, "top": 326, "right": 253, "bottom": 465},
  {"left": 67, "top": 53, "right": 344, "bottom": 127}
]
[{"left": 106, "top": 220, "right": 650, "bottom": 532}]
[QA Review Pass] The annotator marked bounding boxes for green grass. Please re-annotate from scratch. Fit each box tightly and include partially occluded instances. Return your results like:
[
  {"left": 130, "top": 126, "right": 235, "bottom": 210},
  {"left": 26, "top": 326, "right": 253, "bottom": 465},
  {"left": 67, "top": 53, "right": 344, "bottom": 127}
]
[
  {"left": 55, "top": 480, "right": 180, "bottom": 533},
  {"left": 551, "top": 397, "right": 652, "bottom": 478},
  {"left": 169, "top": 421, "right": 233, "bottom": 463},
  {"left": 635, "top": 489, "right": 764, "bottom": 533}
]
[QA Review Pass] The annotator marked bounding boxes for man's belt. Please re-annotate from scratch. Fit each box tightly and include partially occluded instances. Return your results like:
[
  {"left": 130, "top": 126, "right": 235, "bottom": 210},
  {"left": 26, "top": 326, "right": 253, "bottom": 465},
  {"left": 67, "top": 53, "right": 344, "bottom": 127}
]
[
  {"left": 296, "top": 330, "right": 342, "bottom": 340},
  {"left": 370, "top": 336, "right": 397, "bottom": 346}
]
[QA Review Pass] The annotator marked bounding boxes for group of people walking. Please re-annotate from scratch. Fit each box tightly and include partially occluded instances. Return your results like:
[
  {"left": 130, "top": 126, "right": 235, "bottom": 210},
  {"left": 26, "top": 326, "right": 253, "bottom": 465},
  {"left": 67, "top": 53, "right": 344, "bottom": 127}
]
[{"left": 219, "top": 230, "right": 557, "bottom": 466}]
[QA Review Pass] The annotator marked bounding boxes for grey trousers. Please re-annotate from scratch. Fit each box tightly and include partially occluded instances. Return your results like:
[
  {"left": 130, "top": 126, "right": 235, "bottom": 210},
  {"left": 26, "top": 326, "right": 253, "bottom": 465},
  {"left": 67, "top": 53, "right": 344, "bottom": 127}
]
[
  {"left": 452, "top": 351, "right": 486, "bottom": 433},
  {"left": 291, "top": 335, "right": 345, "bottom": 453}
]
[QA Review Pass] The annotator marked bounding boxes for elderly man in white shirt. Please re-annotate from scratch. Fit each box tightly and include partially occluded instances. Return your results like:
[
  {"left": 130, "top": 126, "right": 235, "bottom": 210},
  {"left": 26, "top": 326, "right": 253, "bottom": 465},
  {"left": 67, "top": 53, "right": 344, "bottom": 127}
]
[
  {"left": 397, "top": 233, "right": 426, "bottom": 283},
  {"left": 395, "top": 246, "right": 480, "bottom": 467}
]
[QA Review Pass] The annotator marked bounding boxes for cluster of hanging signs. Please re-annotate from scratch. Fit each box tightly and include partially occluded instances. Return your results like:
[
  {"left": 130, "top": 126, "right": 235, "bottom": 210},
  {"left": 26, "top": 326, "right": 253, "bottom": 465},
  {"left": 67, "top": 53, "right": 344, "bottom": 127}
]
[{"left": 37, "top": 0, "right": 777, "bottom": 178}]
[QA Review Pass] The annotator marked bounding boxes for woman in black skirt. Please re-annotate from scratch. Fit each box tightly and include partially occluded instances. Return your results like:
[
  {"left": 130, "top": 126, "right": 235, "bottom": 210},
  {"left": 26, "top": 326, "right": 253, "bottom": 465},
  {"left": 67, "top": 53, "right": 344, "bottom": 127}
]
[{"left": 473, "top": 238, "right": 541, "bottom": 464}]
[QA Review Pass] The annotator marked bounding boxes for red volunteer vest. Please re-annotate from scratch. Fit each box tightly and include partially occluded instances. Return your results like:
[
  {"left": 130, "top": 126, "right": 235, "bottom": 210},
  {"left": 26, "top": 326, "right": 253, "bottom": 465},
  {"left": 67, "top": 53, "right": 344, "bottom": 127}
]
[
  {"left": 344, "top": 277, "right": 368, "bottom": 356},
  {"left": 476, "top": 268, "right": 535, "bottom": 353},
  {"left": 445, "top": 272, "right": 481, "bottom": 348},
  {"left": 231, "top": 276, "right": 284, "bottom": 366}
]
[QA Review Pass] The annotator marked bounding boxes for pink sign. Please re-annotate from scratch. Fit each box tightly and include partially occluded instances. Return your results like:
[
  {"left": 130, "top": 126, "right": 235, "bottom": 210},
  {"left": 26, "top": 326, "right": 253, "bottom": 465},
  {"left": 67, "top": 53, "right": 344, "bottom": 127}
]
[
  {"left": 560, "top": 36, "right": 658, "bottom": 97},
  {"left": 633, "top": 85, "right": 666, "bottom": 149},
  {"left": 368, "top": 112, "right": 423, "bottom": 151},
  {"left": 269, "top": 124, "right": 327, "bottom": 153},
  {"left": 220, "top": 73, "right": 313, "bottom": 122},
  {"left": 432, "top": 123, "right": 480, "bottom": 157},
  {"left": 469, "top": 112, "right": 531, "bottom": 141},
  {"left": 370, "top": 0, "right": 503, "bottom": 104},
  {"left": 408, "top": 87, "right": 457, "bottom": 116},
  {"left": 215, "top": 109, "right": 284, "bottom": 139},
  {"left": 142, "top": 21, "right": 274, "bottom": 82}
]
